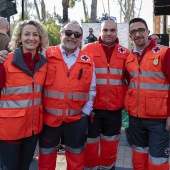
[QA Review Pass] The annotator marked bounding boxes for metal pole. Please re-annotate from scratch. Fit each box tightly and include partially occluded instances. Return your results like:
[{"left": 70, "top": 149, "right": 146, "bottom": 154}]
[
  {"left": 163, "top": 15, "right": 167, "bottom": 34},
  {"left": 22, "top": 0, "right": 24, "bottom": 20}
]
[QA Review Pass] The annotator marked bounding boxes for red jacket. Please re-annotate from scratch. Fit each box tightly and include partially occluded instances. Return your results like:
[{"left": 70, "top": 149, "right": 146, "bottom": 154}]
[
  {"left": 125, "top": 44, "right": 169, "bottom": 119},
  {"left": 43, "top": 46, "right": 94, "bottom": 127},
  {"left": 0, "top": 48, "right": 47, "bottom": 140},
  {"left": 83, "top": 41, "right": 130, "bottom": 110}
]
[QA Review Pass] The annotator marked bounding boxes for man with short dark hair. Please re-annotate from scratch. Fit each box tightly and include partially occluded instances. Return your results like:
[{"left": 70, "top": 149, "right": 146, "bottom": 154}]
[
  {"left": 83, "top": 18, "right": 130, "bottom": 170},
  {"left": 85, "top": 28, "right": 98, "bottom": 44},
  {"left": 125, "top": 17, "right": 170, "bottom": 170}
]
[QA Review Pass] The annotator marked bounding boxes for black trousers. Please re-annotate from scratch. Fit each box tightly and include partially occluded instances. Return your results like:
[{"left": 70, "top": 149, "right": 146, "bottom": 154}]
[{"left": 0, "top": 134, "right": 39, "bottom": 170}]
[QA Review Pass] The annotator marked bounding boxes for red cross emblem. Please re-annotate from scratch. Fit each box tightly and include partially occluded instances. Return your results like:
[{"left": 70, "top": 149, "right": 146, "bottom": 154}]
[
  {"left": 152, "top": 46, "right": 162, "bottom": 53},
  {"left": 118, "top": 47, "right": 126, "bottom": 54},
  {"left": 81, "top": 55, "right": 90, "bottom": 62},
  {"left": 165, "top": 148, "right": 169, "bottom": 155}
]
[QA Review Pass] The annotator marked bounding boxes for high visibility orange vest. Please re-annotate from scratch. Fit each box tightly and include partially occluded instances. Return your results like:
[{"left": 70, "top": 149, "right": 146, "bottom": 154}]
[
  {"left": 124, "top": 45, "right": 169, "bottom": 119},
  {"left": 83, "top": 42, "right": 130, "bottom": 110},
  {"left": 43, "top": 46, "right": 94, "bottom": 127},
  {"left": 0, "top": 51, "right": 47, "bottom": 140}
]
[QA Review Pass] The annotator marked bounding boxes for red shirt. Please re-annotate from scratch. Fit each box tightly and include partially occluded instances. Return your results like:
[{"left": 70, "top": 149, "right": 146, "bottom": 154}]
[
  {"left": 0, "top": 52, "right": 40, "bottom": 91},
  {"left": 98, "top": 36, "right": 119, "bottom": 63}
]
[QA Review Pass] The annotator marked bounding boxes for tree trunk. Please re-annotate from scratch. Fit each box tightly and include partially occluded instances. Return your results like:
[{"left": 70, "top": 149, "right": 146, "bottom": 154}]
[
  {"left": 41, "top": 0, "right": 46, "bottom": 21},
  {"left": 90, "top": 0, "right": 97, "bottom": 23},
  {"left": 62, "top": 0, "right": 69, "bottom": 23},
  {"left": 34, "top": 0, "right": 41, "bottom": 20}
]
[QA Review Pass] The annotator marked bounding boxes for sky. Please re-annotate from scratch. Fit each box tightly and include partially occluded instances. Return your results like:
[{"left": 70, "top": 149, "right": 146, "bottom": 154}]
[{"left": 44, "top": 0, "right": 154, "bottom": 32}]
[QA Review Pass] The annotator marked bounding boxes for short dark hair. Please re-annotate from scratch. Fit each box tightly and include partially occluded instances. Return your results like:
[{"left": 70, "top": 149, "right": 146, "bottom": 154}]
[{"left": 129, "top": 18, "right": 148, "bottom": 30}]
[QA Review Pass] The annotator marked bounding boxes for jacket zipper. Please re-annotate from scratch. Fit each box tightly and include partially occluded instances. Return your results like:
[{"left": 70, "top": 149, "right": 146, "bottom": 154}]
[{"left": 32, "top": 77, "right": 35, "bottom": 135}]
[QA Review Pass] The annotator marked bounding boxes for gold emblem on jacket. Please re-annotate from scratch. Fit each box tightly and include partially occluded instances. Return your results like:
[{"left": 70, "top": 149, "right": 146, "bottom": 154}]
[{"left": 153, "top": 58, "right": 158, "bottom": 65}]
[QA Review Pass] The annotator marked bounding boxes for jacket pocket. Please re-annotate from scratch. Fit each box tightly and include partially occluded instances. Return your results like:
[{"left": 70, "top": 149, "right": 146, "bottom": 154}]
[
  {"left": 0, "top": 109, "right": 26, "bottom": 140},
  {"left": 145, "top": 92, "right": 167, "bottom": 117},
  {"left": 124, "top": 89, "right": 137, "bottom": 114},
  {"left": 45, "top": 65, "right": 56, "bottom": 86}
]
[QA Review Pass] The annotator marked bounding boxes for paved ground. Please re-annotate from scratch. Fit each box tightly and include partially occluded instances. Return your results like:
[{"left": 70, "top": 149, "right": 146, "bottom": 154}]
[{"left": 29, "top": 127, "right": 133, "bottom": 170}]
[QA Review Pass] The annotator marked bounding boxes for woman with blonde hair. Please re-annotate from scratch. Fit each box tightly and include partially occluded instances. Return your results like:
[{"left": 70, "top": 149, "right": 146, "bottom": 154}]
[{"left": 0, "top": 20, "right": 49, "bottom": 170}]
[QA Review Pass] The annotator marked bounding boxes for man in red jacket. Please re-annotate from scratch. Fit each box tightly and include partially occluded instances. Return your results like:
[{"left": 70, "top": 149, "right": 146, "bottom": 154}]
[
  {"left": 125, "top": 17, "right": 170, "bottom": 170},
  {"left": 82, "top": 17, "right": 130, "bottom": 170}
]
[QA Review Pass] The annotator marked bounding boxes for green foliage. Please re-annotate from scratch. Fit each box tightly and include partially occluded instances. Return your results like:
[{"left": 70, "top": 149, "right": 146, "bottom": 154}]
[{"left": 42, "top": 13, "right": 61, "bottom": 46}]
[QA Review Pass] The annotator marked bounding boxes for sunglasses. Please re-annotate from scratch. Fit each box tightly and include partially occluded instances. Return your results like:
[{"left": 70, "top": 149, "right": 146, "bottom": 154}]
[
  {"left": 130, "top": 28, "right": 147, "bottom": 35},
  {"left": 101, "top": 16, "right": 117, "bottom": 22},
  {"left": 64, "top": 30, "right": 82, "bottom": 38}
]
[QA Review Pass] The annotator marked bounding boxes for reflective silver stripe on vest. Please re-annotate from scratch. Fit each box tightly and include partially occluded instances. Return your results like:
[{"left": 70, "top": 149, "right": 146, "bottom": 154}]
[
  {"left": 132, "top": 145, "right": 149, "bottom": 153},
  {"left": 101, "top": 134, "right": 120, "bottom": 141},
  {"left": 130, "top": 71, "right": 166, "bottom": 79},
  {"left": 96, "top": 78, "right": 126, "bottom": 85},
  {"left": 95, "top": 68, "right": 107, "bottom": 74},
  {"left": 149, "top": 154, "right": 168, "bottom": 164},
  {"left": 39, "top": 145, "right": 58, "bottom": 154},
  {"left": 66, "top": 145, "right": 84, "bottom": 154},
  {"left": 43, "top": 90, "right": 64, "bottom": 99},
  {"left": 96, "top": 79, "right": 107, "bottom": 85},
  {"left": 1, "top": 85, "right": 42, "bottom": 95},
  {"left": 109, "top": 79, "right": 127, "bottom": 85},
  {"left": 67, "top": 92, "right": 89, "bottom": 100},
  {"left": 95, "top": 68, "right": 124, "bottom": 75},
  {"left": 66, "top": 109, "right": 81, "bottom": 116},
  {"left": 44, "top": 108, "right": 81, "bottom": 116},
  {"left": 0, "top": 98, "right": 41, "bottom": 108},
  {"left": 129, "top": 82, "right": 170, "bottom": 90},
  {"left": 110, "top": 68, "right": 125, "bottom": 75},
  {"left": 86, "top": 136, "right": 100, "bottom": 144},
  {"left": 44, "top": 107, "right": 63, "bottom": 116}
]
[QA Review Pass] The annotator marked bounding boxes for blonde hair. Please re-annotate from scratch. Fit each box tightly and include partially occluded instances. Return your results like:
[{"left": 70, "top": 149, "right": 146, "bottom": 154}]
[{"left": 9, "top": 20, "right": 49, "bottom": 52}]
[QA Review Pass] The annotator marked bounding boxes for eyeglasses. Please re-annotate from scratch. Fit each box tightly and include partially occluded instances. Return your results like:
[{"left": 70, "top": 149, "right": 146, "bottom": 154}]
[
  {"left": 64, "top": 30, "right": 82, "bottom": 38},
  {"left": 101, "top": 16, "right": 117, "bottom": 22},
  {"left": 130, "top": 28, "right": 147, "bottom": 35}
]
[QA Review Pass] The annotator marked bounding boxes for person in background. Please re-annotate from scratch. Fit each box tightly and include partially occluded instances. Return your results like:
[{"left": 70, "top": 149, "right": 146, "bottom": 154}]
[
  {"left": 0, "top": 16, "right": 11, "bottom": 169},
  {"left": 0, "top": 20, "right": 49, "bottom": 170},
  {"left": 38, "top": 20, "right": 96, "bottom": 170},
  {"left": 85, "top": 27, "right": 98, "bottom": 44},
  {"left": 0, "top": 17, "right": 10, "bottom": 51},
  {"left": 125, "top": 17, "right": 170, "bottom": 170},
  {"left": 149, "top": 34, "right": 161, "bottom": 44},
  {"left": 82, "top": 17, "right": 130, "bottom": 170}
]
